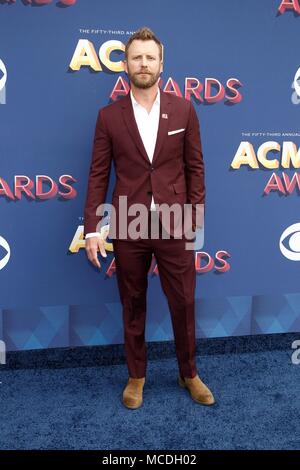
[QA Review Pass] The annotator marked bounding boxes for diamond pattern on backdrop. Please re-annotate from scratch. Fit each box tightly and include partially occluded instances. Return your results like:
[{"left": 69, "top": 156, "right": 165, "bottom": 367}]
[
  {"left": 0, "top": 294, "right": 299, "bottom": 351},
  {"left": 252, "top": 294, "right": 300, "bottom": 334},
  {"left": 69, "top": 303, "right": 123, "bottom": 347},
  {"left": 196, "top": 296, "right": 252, "bottom": 338},
  {"left": 2, "top": 306, "right": 69, "bottom": 351}
]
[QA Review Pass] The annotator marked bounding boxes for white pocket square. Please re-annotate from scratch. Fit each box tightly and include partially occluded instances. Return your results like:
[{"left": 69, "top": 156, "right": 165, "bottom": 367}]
[{"left": 168, "top": 128, "right": 185, "bottom": 135}]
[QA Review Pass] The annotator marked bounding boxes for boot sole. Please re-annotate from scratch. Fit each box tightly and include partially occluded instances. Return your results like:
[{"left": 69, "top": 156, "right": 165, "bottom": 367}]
[{"left": 123, "top": 402, "right": 143, "bottom": 409}]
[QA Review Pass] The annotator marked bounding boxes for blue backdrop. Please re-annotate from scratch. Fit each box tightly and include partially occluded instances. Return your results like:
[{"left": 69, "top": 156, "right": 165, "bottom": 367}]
[{"left": 1, "top": 0, "right": 300, "bottom": 351}]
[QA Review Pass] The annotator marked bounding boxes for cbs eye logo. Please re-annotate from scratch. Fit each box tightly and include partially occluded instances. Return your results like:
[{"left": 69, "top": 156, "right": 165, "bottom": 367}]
[
  {"left": 279, "top": 223, "right": 300, "bottom": 261},
  {"left": 0, "top": 236, "right": 10, "bottom": 270},
  {"left": 292, "top": 66, "right": 300, "bottom": 105},
  {"left": 0, "top": 59, "right": 7, "bottom": 105}
]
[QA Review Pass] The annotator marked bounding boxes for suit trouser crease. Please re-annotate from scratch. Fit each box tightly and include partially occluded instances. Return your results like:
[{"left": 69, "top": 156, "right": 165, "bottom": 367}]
[{"left": 112, "top": 212, "right": 197, "bottom": 378}]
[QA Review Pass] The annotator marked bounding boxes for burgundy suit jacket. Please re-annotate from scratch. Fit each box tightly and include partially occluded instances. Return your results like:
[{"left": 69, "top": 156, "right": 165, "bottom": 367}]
[{"left": 84, "top": 88, "right": 205, "bottom": 240}]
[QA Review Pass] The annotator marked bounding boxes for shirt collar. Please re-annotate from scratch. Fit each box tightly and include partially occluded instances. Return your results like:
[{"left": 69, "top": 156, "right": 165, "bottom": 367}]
[{"left": 130, "top": 88, "right": 160, "bottom": 108}]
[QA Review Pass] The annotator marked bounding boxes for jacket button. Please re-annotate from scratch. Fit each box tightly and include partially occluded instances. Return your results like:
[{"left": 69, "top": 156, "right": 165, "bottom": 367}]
[{"left": 151, "top": 166, "right": 154, "bottom": 171}]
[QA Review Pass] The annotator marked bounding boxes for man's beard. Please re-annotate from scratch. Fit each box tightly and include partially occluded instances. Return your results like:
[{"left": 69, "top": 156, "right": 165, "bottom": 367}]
[{"left": 127, "top": 67, "right": 161, "bottom": 89}]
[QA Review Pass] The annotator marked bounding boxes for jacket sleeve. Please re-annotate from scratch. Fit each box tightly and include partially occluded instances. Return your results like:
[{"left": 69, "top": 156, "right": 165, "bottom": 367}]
[
  {"left": 83, "top": 108, "right": 113, "bottom": 237},
  {"left": 183, "top": 101, "right": 205, "bottom": 229}
]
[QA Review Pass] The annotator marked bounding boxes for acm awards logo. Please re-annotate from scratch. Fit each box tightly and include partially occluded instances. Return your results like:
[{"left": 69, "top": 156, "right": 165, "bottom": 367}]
[
  {"left": 68, "top": 225, "right": 231, "bottom": 277},
  {"left": 231, "top": 141, "right": 300, "bottom": 196},
  {"left": 278, "top": 0, "right": 300, "bottom": 14},
  {"left": 0, "top": 59, "right": 7, "bottom": 105},
  {"left": 1, "top": 0, "right": 76, "bottom": 6},
  {"left": 0, "top": 175, "right": 77, "bottom": 200},
  {"left": 69, "top": 40, "right": 242, "bottom": 104}
]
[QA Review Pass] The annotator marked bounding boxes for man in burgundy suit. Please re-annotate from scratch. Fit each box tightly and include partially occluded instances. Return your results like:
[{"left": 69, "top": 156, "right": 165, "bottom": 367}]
[{"left": 84, "top": 27, "right": 215, "bottom": 408}]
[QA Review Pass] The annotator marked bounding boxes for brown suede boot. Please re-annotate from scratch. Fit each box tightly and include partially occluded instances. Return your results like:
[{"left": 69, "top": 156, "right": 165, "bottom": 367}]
[
  {"left": 179, "top": 374, "right": 215, "bottom": 405},
  {"left": 122, "top": 377, "right": 145, "bottom": 409}
]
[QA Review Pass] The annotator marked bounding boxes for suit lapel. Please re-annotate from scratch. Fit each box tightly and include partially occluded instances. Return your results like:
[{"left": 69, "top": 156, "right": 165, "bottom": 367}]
[
  {"left": 152, "top": 89, "right": 171, "bottom": 166},
  {"left": 121, "top": 91, "right": 149, "bottom": 165},
  {"left": 121, "top": 88, "right": 172, "bottom": 166}
]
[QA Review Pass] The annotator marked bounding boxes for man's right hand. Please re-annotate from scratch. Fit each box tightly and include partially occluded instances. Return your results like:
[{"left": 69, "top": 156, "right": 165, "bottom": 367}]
[{"left": 85, "top": 234, "right": 107, "bottom": 269}]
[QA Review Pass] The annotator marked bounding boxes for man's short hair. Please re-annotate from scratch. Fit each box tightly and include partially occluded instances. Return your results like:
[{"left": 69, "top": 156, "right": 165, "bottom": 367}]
[{"left": 125, "top": 27, "right": 163, "bottom": 61}]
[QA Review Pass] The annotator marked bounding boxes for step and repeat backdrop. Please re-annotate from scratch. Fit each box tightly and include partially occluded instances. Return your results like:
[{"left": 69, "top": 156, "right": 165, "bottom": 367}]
[{"left": 0, "top": 0, "right": 300, "bottom": 351}]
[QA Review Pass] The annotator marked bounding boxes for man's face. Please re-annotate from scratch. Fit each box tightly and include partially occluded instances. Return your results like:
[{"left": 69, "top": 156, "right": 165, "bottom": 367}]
[{"left": 124, "top": 39, "right": 163, "bottom": 89}]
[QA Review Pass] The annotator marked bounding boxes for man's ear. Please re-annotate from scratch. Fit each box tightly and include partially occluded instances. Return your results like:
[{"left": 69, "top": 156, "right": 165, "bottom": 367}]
[{"left": 123, "top": 59, "right": 127, "bottom": 73}]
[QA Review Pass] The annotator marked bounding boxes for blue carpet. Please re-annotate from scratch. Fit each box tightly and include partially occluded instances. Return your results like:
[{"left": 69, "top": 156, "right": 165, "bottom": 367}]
[{"left": 0, "top": 348, "right": 300, "bottom": 450}]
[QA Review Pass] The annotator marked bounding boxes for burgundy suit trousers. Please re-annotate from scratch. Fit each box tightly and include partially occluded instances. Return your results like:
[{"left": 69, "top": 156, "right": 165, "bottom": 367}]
[{"left": 112, "top": 211, "right": 197, "bottom": 379}]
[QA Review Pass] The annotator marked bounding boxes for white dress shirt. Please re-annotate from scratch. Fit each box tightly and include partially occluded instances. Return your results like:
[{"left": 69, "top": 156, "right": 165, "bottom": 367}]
[{"left": 86, "top": 89, "right": 160, "bottom": 239}]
